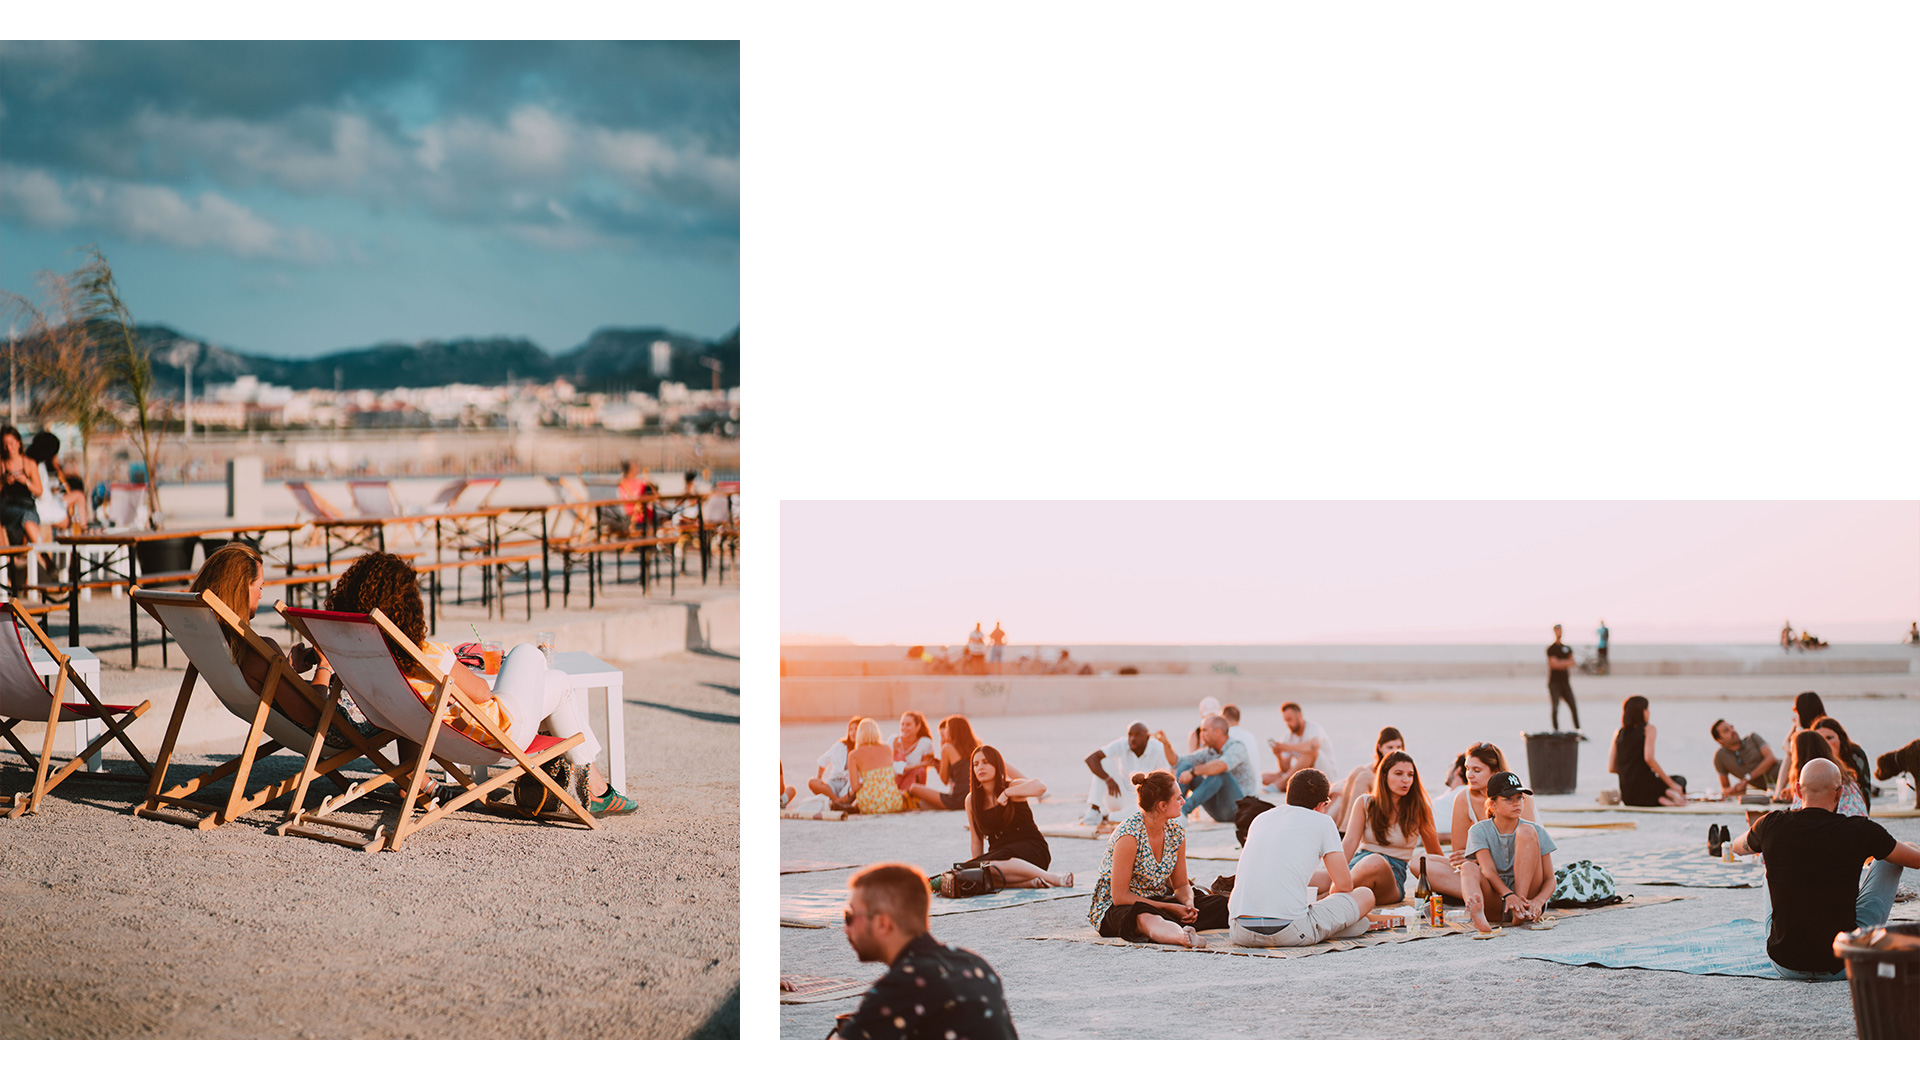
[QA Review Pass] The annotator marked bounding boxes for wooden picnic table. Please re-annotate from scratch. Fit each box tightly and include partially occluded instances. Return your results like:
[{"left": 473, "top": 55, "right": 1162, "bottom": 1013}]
[{"left": 51, "top": 522, "right": 306, "bottom": 665}]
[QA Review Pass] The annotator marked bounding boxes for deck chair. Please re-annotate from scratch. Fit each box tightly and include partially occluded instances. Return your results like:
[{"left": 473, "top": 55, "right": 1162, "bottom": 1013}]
[
  {"left": 347, "top": 480, "right": 423, "bottom": 546},
  {"left": 552, "top": 475, "right": 598, "bottom": 540},
  {"left": 419, "top": 477, "right": 500, "bottom": 515},
  {"left": 0, "top": 600, "right": 153, "bottom": 816},
  {"left": 287, "top": 480, "right": 376, "bottom": 550},
  {"left": 130, "top": 589, "right": 402, "bottom": 831},
  {"left": 277, "top": 602, "right": 596, "bottom": 851}
]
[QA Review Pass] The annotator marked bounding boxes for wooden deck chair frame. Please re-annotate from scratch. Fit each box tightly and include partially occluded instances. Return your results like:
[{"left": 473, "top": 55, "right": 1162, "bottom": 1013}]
[
  {"left": 0, "top": 600, "right": 154, "bottom": 817},
  {"left": 276, "top": 601, "right": 597, "bottom": 851},
  {"left": 552, "top": 475, "right": 599, "bottom": 540},
  {"left": 286, "top": 481, "right": 375, "bottom": 549},
  {"left": 130, "top": 588, "right": 404, "bottom": 833},
  {"left": 347, "top": 480, "right": 422, "bottom": 547}
]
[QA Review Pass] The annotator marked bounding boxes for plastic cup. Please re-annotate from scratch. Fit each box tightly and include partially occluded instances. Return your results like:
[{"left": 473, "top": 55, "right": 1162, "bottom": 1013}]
[
  {"left": 482, "top": 640, "right": 503, "bottom": 675},
  {"left": 535, "top": 631, "right": 555, "bottom": 659}
]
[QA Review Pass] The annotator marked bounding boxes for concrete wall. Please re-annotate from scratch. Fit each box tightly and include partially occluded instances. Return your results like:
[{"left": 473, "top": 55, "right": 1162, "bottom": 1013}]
[{"left": 780, "top": 643, "right": 1920, "bottom": 722}]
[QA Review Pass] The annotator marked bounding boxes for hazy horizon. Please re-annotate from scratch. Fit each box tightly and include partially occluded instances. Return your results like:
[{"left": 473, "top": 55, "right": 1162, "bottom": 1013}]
[{"left": 782, "top": 501, "right": 1920, "bottom": 648}]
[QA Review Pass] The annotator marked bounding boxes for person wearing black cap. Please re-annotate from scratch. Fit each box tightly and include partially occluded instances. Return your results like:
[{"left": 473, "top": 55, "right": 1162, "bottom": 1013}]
[
  {"left": 1461, "top": 772, "right": 1558, "bottom": 931},
  {"left": 1545, "top": 624, "right": 1579, "bottom": 731}
]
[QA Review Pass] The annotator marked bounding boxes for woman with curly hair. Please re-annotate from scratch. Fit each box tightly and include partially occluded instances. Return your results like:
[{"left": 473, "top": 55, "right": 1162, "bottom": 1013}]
[{"left": 324, "top": 551, "right": 636, "bottom": 816}]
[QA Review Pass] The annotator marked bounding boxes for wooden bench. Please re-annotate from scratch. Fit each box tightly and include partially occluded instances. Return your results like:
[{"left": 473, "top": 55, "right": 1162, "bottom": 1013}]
[
  {"left": 551, "top": 535, "right": 679, "bottom": 608},
  {"left": 410, "top": 552, "right": 536, "bottom": 634}
]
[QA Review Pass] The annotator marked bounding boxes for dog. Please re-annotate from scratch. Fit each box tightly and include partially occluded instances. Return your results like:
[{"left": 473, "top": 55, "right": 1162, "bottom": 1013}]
[{"left": 1874, "top": 739, "right": 1920, "bottom": 809}]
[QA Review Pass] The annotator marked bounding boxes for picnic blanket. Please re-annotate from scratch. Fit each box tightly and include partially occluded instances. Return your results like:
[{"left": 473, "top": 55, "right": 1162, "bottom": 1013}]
[
  {"left": 781, "top": 807, "right": 848, "bottom": 821},
  {"left": 1045, "top": 817, "right": 1235, "bottom": 842},
  {"left": 779, "top": 976, "right": 871, "bottom": 1004},
  {"left": 781, "top": 860, "right": 860, "bottom": 876},
  {"left": 1023, "top": 894, "right": 1680, "bottom": 959},
  {"left": 1553, "top": 804, "right": 1920, "bottom": 818},
  {"left": 781, "top": 880, "right": 1096, "bottom": 928},
  {"left": 1522, "top": 918, "right": 1784, "bottom": 979},
  {"left": 1602, "top": 846, "right": 1766, "bottom": 889}
]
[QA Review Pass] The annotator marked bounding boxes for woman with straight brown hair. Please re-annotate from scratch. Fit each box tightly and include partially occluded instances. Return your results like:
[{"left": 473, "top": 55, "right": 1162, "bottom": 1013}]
[
  {"left": 906, "top": 714, "right": 980, "bottom": 810},
  {"left": 190, "top": 542, "right": 336, "bottom": 734},
  {"left": 955, "top": 744, "right": 1067, "bottom": 888},
  {"left": 1340, "top": 750, "right": 1450, "bottom": 905}
]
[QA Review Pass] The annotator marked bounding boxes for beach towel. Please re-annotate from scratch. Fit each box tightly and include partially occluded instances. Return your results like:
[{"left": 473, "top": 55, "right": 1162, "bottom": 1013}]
[
  {"left": 1603, "top": 846, "right": 1766, "bottom": 889},
  {"left": 781, "top": 860, "right": 860, "bottom": 876},
  {"left": 782, "top": 807, "right": 849, "bottom": 821},
  {"left": 1552, "top": 804, "right": 1920, "bottom": 819},
  {"left": 781, "top": 879, "right": 1095, "bottom": 928},
  {"left": 1023, "top": 894, "right": 1680, "bottom": 959},
  {"left": 1521, "top": 918, "right": 1786, "bottom": 979},
  {"left": 779, "top": 976, "right": 871, "bottom": 1004}
]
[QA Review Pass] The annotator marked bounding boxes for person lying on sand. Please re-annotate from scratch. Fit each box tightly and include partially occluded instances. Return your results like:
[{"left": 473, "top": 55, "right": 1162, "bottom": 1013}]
[
  {"left": 1228, "top": 768, "right": 1376, "bottom": 947},
  {"left": 1461, "top": 772, "right": 1557, "bottom": 931},
  {"left": 1088, "top": 770, "right": 1225, "bottom": 947},
  {"left": 833, "top": 862, "right": 1017, "bottom": 1039},
  {"left": 1731, "top": 758, "right": 1920, "bottom": 980},
  {"left": 1080, "top": 722, "right": 1178, "bottom": 826}
]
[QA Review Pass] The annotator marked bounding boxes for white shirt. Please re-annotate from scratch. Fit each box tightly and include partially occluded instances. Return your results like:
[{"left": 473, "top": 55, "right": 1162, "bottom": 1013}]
[
  {"left": 1277, "top": 718, "right": 1337, "bottom": 779},
  {"left": 1227, "top": 726, "right": 1260, "bottom": 767},
  {"left": 817, "top": 741, "right": 850, "bottom": 790},
  {"left": 1229, "top": 804, "right": 1345, "bottom": 923},
  {"left": 1097, "top": 736, "right": 1173, "bottom": 785}
]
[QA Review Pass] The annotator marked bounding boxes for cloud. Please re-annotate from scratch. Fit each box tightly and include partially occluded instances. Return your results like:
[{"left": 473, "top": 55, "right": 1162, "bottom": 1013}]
[
  {"left": 0, "top": 166, "right": 332, "bottom": 263},
  {"left": 0, "top": 42, "right": 739, "bottom": 258}
]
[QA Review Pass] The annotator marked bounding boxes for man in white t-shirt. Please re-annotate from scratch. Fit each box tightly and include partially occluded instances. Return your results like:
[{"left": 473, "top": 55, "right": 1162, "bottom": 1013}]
[
  {"left": 1263, "top": 701, "right": 1337, "bottom": 792},
  {"left": 1222, "top": 702, "right": 1259, "bottom": 764},
  {"left": 1228, "top": 768, "right": 1376, "bottom": 946},
  {"left": 1081, "top": 722, "right": 1180, "bottom": 825}
]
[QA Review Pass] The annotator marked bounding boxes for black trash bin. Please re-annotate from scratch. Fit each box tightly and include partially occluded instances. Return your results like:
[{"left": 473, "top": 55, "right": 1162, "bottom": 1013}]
[
  {"left": 1835, "top": 922, "right": 1920, "bottom": 1039},
  {"left": 1523, "top": 731, "right": 1581, "bottom": 795}
]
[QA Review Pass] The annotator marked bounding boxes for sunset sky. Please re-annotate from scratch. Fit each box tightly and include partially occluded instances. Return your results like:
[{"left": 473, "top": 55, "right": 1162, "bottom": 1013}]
[{"left": 782, "top": 501, "right": 1920, "bottom": 646}]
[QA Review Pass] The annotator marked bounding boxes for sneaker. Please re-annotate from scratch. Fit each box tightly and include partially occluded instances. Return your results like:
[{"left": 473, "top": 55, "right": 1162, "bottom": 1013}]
[
  {"left": 585, "top": 787, "right": 638, "bottom": 817},
  {"left": 1078, "top": 805, "right": 1104, "bottom": 827}
]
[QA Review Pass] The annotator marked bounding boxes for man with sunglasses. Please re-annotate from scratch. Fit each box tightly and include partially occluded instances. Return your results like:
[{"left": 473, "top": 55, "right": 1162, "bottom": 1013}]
[{"left": 831, "top": 862, "right": 1017, "bottom": 1039}]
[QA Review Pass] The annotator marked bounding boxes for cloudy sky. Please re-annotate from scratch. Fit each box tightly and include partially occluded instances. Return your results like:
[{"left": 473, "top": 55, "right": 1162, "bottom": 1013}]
[
  {"left": 782, "top": 501, "right": 1920, "bottom": 646},
  {"left": 0, "top": 41, "right": 738, "bottom": 357}
]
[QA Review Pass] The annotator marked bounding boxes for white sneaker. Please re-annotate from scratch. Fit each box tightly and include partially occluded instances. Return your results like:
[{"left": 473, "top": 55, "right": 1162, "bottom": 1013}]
[{"left": 1078, "top": 806, "right": 1104, "bottom": 827}]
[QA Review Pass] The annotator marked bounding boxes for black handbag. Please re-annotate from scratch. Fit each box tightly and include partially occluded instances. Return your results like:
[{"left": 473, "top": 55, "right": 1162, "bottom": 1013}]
[{"left": 941, "top": 863, "right": 1005, "bottom": 899}]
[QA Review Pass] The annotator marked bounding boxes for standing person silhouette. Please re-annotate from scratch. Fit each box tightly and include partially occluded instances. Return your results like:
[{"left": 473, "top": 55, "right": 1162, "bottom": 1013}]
[
  {"left": 1546, "top": 624, "right": 1579, "bottom": 731},
  {"left": 988, "top": 621, "right": 1006, "bottom": 673},
  {"left": 1595, "top": 620, "right": 1610, "bottom": 674},
  {"left": 966, "top": 622, "right": 987, "bottom": 676}
]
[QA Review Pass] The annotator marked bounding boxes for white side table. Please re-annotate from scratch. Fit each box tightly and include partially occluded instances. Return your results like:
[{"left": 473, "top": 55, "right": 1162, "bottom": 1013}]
[
  {"left": 27, "top": 646, "right": 105, "bottom": 771},
  {"left": 473, "top": 651, "right": 625, "bottom": 786}
]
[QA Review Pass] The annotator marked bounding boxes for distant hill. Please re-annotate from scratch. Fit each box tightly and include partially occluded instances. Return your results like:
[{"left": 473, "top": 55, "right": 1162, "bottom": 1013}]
[{"left": 133, "top": 325, "right": 740, "bottom": 395}]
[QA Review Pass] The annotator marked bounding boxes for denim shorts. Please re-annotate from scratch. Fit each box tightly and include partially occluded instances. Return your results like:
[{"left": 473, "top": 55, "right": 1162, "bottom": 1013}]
[{"left": 1351, "top": 850, "right": 1409, "bottom": 895}]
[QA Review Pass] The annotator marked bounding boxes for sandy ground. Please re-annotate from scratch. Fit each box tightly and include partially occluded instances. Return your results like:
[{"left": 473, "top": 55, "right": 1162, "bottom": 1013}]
[
  {"left": 1, "top": 649, "right": 739, "bottom": 1040},
  {"left": 779, "top": 673, "right": 1919, "bottom": 1039}
]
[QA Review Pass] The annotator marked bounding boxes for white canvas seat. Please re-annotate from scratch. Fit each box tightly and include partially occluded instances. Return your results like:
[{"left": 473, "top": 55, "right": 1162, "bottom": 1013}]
[
  {"left": 130, "top": 589, "right": 401, "bottom": 831},
  {"left": 277, "top": 603, "right": 594, "bottom": 851},
  {"left": 0, "top": 600, "right": 153, "bottom": 817}
]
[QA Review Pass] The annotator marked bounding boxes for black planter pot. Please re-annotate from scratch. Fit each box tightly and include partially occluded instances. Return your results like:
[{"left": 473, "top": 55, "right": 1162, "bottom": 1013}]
[{"left": 136, "top": 537, "right": 197, "bottom": 576}]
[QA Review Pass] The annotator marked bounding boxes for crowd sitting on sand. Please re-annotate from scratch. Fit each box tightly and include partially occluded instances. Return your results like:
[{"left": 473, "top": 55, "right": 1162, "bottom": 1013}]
[{"left": 793, "top": 681, "right": 1920, "bottom": 1035}]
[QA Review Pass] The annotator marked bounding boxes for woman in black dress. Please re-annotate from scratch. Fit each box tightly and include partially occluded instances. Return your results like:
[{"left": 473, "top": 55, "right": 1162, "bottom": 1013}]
[
  {"left": 906, "top": 714, "right": 978, "bottom": 811},
  {"left": 1609, "top": 695, "right": 1686, "bottom": 806},
  {"left": 958, "top": 744, "right": 1072, "bottom": 888},
  {"left": 0, "top": 425, "right": 43, "bottom": 545}
]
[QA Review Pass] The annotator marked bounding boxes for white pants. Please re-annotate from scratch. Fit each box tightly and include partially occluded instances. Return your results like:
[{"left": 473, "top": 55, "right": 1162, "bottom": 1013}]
[
  {"left": 1087, "top": 775, "right": 1125, "bottom": 816},
  {"left": 1228, "top": 893, "right": 1368, "bottom": 947},
  {"left": 490, "top": 644, "right": 601, "bottom": 767}
]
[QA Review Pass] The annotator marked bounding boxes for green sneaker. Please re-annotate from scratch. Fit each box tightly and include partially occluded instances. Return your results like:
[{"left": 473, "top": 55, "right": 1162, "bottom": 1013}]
[{"left": 586, "top": 787, "right": 638, "bottom": 817}]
